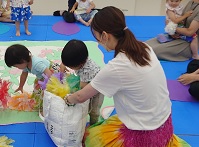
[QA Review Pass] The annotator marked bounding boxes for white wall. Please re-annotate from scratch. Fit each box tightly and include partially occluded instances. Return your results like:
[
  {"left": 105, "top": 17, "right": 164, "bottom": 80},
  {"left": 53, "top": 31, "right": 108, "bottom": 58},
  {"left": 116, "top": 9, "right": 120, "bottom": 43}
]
[
  {"left": 94, "top": 0, "right": 135, "bottom": 16},
  {"left": 31, "top": 0, "right": 190, "bottom": 16}
]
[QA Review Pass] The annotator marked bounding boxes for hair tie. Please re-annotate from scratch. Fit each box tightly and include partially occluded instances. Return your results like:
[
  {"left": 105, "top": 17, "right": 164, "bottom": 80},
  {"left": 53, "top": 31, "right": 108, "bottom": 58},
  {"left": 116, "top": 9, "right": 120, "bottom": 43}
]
[{"left": 123, "top": 26, "right": 128, "bottom": 30}]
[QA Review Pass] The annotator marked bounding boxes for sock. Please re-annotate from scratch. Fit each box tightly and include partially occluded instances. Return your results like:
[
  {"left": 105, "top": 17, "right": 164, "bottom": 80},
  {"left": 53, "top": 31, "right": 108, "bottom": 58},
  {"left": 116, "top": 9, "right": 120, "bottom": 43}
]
[{"left": 53, "top": 10, "right": 60, "bottom": 16}]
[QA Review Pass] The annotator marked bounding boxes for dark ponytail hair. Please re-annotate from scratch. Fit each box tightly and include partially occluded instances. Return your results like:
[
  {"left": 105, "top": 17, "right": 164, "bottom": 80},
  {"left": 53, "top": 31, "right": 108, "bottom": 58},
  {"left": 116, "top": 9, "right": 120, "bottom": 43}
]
[{"left": 91, "top": 6, "right": 151, "bottom": 66}]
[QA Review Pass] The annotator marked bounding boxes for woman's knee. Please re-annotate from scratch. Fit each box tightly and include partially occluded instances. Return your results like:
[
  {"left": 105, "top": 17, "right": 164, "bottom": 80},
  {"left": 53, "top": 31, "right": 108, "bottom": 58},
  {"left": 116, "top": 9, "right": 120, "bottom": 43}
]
[{"left": 189, "top": 82, "right": 199, "bottom": 100}]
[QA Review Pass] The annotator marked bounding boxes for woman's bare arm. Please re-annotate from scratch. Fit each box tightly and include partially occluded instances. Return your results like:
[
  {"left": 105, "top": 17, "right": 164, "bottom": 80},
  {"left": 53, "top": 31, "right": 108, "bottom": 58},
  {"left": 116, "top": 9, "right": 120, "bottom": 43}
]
[
  {"left": 66, "top": 83, "right": 99, "bottom": 104},
  {"left": 176, "top": 19, "right": 199, "bottom": 36}
]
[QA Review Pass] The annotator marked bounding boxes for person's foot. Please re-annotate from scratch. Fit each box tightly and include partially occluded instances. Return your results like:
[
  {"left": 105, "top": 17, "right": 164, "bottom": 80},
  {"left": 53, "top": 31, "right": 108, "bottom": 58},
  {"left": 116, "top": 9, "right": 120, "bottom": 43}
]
[
  {"left": 83, "top": 22, "right": 90, "bottom": 27},
  {"left": 59, "top": 10, "right": 64, "bottom": 15},
  {"left": 16, "top": 31, "right": 20, "bottom": 36},
  {"left": 25, "top": 30, "right": 31, "bottom": 35},
  {"left": 87, "top": 21, "right": 91, "bottom": 26},
  {"left": 192, "top": 55, "right": 199, "bottom": 60}
]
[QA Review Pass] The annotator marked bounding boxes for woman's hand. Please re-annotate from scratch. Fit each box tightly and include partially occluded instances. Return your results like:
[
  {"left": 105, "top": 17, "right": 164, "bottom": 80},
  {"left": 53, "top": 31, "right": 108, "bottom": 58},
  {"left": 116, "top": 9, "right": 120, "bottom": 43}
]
[
  {"left": 178, "top": 73, "right": 198, "bottom": 85},
  {"left": 170, "top": 34, "right": 180, "bottom": 39}
]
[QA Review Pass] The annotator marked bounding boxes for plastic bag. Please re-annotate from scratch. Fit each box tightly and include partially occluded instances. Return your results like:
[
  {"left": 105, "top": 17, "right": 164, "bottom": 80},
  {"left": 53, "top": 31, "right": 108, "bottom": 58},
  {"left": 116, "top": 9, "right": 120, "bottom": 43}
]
[{"left": 43, "top": 91, "right": 89, "bottom": 147}]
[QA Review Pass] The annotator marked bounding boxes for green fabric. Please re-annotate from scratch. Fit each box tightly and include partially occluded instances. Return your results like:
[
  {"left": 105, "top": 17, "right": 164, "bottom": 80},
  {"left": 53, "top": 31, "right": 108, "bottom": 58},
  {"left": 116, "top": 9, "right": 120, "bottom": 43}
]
[
  {"left": 0, "top": 109, "right": 42, "bottom": 125},
  {"left": 66, "top": 74, "right": 80, "bottom": 93}
]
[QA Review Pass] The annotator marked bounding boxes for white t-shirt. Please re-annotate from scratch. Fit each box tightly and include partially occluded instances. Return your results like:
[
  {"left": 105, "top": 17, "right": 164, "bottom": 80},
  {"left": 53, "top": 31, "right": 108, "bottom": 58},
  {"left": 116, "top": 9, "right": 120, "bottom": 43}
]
[
  {"left": 76, "top": 0, "right": 92, "bottom": 10},
  {"left": 75, "top": 0, "right": 92, "bottom": 14},
  {"left": 91, "top": 46, "right": 171, "bottom": 130},
  {"left": 10, "top": 0, "right": 30, "bottom": 7}
]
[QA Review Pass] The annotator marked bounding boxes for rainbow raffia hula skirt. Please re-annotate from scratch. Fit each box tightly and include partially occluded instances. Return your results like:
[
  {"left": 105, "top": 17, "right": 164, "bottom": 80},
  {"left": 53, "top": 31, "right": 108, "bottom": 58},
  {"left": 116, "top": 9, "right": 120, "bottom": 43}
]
[{"left": 85, "top": 115, "right": 190, "bottom": 147}]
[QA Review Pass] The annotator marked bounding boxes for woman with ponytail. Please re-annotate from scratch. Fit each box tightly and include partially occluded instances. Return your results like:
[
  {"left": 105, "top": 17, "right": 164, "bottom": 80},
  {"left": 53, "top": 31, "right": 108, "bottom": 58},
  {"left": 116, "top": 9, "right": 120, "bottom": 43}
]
[{"left": 64, "top": 6, "right": 190, "bottom": 147}]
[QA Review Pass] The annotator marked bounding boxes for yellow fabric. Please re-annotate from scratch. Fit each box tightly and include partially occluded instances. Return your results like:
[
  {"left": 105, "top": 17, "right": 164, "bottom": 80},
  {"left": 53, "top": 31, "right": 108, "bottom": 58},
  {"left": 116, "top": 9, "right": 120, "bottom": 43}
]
[{"left": 46, "top": 76, "right": 70, "bottom": 99}]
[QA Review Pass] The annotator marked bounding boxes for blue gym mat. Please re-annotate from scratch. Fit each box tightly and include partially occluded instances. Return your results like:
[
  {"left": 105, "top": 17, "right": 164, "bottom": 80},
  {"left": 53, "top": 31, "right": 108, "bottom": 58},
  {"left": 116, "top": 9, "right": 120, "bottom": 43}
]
[
  {"left": 160, "top": 60, "right": 190, "bottom": 80},
  {"left": 0, "top": 15, "right": 198, "bottom": 147},
  {"left": 0, "top": 23, "right": 11, "bottom": 35}
]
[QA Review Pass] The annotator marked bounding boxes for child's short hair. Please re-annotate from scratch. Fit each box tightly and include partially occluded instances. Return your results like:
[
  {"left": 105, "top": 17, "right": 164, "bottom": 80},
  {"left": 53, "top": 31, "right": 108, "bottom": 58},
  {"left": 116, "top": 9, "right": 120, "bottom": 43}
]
[
  {"left": 61, "top": 39, "right": 88, "bottom": 68},
  {"left": 4, "top": 44, "right": 31, "bottom": 67}
]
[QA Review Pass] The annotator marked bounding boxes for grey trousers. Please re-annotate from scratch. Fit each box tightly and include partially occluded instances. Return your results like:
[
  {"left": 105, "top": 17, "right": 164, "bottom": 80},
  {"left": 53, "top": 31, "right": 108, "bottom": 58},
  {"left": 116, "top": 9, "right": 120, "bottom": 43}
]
[{"left": 89, "top": 93, "right": 104, "bottom": 125}]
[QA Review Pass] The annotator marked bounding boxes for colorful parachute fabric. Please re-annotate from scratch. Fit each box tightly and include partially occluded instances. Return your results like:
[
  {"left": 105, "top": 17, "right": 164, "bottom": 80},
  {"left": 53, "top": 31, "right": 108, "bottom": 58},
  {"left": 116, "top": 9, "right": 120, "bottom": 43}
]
[
  {"left": 0, "top": 79, "right": 10, "bottom": 109},
  {"left": 7, "top": 92, "right": 36, "bottom": 111},
  {"left": 0, "top": 72, "right": 80, "bottom": 111},
  {"left": 0, "top": 135, "right": 14, "bottom": 147}
]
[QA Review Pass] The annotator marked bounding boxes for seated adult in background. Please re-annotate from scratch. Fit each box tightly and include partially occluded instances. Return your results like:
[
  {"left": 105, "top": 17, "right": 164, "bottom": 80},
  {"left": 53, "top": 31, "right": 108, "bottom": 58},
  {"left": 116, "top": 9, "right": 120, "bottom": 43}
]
[
  {"left": 53, "top": 0, "right": 76, "bottom": 23},
  {"left": 69, "top": 0, "right": 98, "bottom": 26},
  {"left": 53, "top": 0, "right": 100, "bottom": 23},
  {"left": 178, "top": 59, "right": 199, "bottom": 100},
  {"left": 145, "top": 0, "right": 199, "bottom": 61},
  {"left": 0, "top": 9, "right": 12, "bottom": 22},
  {"left": 0, "top": 0, "right": 13, "bottom": 22}
]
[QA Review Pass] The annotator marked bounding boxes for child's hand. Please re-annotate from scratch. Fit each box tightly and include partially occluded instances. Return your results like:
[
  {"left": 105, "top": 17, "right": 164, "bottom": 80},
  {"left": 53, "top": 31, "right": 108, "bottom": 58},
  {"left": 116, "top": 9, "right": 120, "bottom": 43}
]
[
  {"left": 29, "top": 0, "right": 33, "bottom": 5},
  {"left": 184, "top": 10, "right": 193, "bottom": 17},
  {"left": 70, "top": 8, "right": 75, "bottom": 13},
  {"left": 60, "top": 63, "right": 68, "bottom": 73},
  {"left": 170, "top": 34, "right": 180, "bottom": 39},
  {"left": 15, "top": 86, "right": 24, "bottom": 93},
  {"left": 86, "top": 8, "right": 91, "bottom": 14},
  {"left": 5, "top": 3, "right": 10, "bottom": 11}
]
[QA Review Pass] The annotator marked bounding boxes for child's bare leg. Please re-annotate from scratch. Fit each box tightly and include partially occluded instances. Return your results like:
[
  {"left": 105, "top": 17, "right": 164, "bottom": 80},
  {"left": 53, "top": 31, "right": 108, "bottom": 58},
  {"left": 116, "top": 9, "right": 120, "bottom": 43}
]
[
  {"left": 15, "top": 21, "right": 20, "bottom": 36},
  {"left": 24, "top": 20, "right": 31, "bottom": 35},
  {"left": 190, "top": 37, "right": 199, "bottom": 59},
  {"left": 79, "top": 18, "right": 89, "bottom": 26}
]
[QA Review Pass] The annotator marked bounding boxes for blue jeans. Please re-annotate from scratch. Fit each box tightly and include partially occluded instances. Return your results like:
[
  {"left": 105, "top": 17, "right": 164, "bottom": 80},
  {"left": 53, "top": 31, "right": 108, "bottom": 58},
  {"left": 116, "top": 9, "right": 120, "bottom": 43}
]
[{"left": 75, "top": 10, "right": 98, "bottom": 21}]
